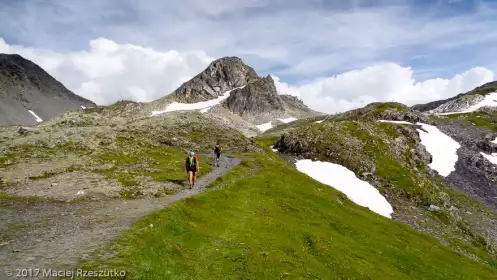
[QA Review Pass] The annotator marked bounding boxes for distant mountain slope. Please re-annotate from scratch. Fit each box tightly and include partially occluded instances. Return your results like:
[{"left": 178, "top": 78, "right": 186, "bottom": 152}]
[
  {"left": 0, "top": 54, "right": 96, "bottom": 126},
  {"left": 412, "top": 81, "right": 497, "bottom": 113}
]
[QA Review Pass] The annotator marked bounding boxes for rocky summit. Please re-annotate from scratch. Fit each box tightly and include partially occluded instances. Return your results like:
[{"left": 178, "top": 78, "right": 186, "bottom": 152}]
[
  {"left": 156, "top": 56, "right": 259, "bottom": 105},
  {"left": 146, "top": 56, "right": 320, "bottom": 135},
  {"left": 0, "top": 54, "right": 96, "bottom": 126}
]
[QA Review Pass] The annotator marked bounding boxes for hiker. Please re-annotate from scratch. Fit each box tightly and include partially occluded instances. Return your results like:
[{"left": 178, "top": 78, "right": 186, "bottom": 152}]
[
  {"left": 185, "top": 151, "right": 199, "bottom": 189},
  {"left": 214, "top": 140, "right": 223, "bottom": 167}
]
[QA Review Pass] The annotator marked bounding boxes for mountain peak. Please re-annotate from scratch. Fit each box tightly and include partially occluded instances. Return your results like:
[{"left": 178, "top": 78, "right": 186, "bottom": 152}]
[{"left": 163, "top": 56, "right": 259, "bottom": 103}]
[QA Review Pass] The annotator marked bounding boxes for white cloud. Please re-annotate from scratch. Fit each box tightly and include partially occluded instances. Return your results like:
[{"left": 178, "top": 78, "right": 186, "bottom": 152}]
[
  {"left": 1, "top": 37, "right": 494, "bottom": 114},
  {"left": 279, "top": 63, "right": 495, "bottom": 114},
  {"left": 1, "top": 1, "right": 497, "bottom": 80},
  {"left": 0, "top": 37, "right": 213, "bottom": 105}
]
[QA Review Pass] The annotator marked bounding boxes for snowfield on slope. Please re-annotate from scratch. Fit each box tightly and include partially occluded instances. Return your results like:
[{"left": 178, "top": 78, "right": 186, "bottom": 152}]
[
  {"left": 481, "top": 152, "right": 497, "bottom": 165},
  {"left": 377, "top": 120, "right": 414, "bottom": 125},
  {"left": 151, "top": 87, "right": 244, "bottom": 116},
  {"left": 278, "top": 117, "right": 297, "bottom": 123},
  {"left": 28, "top": 110, "right": 43, "bottom": 123},
  {"left": 295, "top": 159, "right": 394, "bottom": 218},
  {"left": 378, "top": 120, "right": 461, "bottom": 177},
  {"left": 257, "top": 117, "right": 298, "bottom": 132},
  {"left": 437, "top": 92, "right": 497, "bottom": 115},
  {"left": 416, "top": 123, "right": 460, "bottom": 177},
  {"left": 257, "top": 122, "right": 273, "bottom": 132}
]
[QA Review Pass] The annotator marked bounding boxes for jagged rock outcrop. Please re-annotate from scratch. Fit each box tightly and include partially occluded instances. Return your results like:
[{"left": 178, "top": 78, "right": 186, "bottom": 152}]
[
  {"left": 163, "top": 57, "right": 259, "bottom": 104},
  {"left": 223, "top": 75, "right": 320, "bottom": 124},
  {"left": 224, "top": 75, "right": 285, "bottom": 119},
  {"left": 0, "top": 54, "right": 96, "bottom": 126}
]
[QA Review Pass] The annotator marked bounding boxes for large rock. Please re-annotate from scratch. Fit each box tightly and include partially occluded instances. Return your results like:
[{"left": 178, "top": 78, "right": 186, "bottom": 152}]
[
  {"left": 224, "top": 76, "right": 284, "bottom": 116},
  {"left": 223, "top": 75, "right": 320, "bottom": 124}
]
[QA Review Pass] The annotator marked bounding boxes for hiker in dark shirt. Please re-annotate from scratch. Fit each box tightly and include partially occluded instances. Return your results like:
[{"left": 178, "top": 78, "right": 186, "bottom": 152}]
[
  {"left": 185, "top": 151, "right": 199, "bottom": 189},
  {"left": 214, "top": 140, "right": 223, "bottom": 167}
]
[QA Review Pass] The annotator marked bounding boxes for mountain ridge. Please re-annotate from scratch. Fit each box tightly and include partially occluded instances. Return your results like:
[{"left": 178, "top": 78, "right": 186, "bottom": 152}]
[{"left": 0, "top": 53, "right": 96, "bottom": 126}]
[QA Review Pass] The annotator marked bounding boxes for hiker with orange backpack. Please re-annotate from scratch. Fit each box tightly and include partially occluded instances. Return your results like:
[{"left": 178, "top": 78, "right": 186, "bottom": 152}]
[{"left": 185, "top": 151, "right": 199, "bottom": 189}]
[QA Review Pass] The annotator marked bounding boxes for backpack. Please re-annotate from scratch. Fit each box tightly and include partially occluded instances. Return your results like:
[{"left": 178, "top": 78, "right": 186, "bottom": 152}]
[
  {"left": 187, "top": 156, "right": 198, "bottom": 168},
  {"left": 214, "top": 145, "right": 221, "bottom": 154}
]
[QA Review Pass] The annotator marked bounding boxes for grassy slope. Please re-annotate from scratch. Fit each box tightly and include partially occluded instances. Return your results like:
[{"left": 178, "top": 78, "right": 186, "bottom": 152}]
[
  {"left": 81, "top": 149, "right": 497, "bottom": 279},
  {"left": 268, "top": 119, "right": 497, "bottom": 267}
]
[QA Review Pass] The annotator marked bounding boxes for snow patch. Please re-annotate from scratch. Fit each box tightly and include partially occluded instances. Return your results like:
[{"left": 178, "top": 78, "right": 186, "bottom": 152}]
[
  {"left": 492, "top": 137, "right": 497, "bottom": 144},
  {"left": 151, "top": 87, "right": 244, "bottom": 116},
  {"left": 295, "top": 159, "right": 393, "bottom": 218},
  {"left": 257, "top": 121, "right": 273, "bottom": 132},
  {"left": 28, "top": 110, "right": 43, "bottom": 123},
  {"left": 416, "top": 123, "right": 460, "bottom": 177},
  {"left": 76, "top": 190, "right": 85, "bottom": 195},
  {"left": 269, "top": 145, "right": 278, "bottom": 152},
  {"left": 377, "top": 120, "right": 415, "bottom": 125},
  {"left": 200, "top": 107, "right": 210, "bottom": 113},
  {"left": 315, "top": 120, "right": 324, "bottom": 124},
  {"left": 81, "top": 105, "right": 87, "bottom": 109},
  {"left": 481, "top": 152, "right": 497, "bottom": 165},
  {"left": 278, "top": 117, "right": 297, "bottom": 123},
  {"left": 437, "top": 92, "right": 497, "bottom": 115}
]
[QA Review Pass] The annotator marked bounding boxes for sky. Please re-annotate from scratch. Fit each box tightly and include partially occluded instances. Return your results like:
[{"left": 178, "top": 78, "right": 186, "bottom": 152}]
[{"left": 0, "top": 0, "right": 496, "bottom": 113}]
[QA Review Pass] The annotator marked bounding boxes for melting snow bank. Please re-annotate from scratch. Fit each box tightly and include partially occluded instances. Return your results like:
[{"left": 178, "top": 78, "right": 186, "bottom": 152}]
[
  {"left": 377, "top": 120, "right": 415, "bottom": 125},
  {"left": 437, "top": 92, "right": 497, "bottom": 115},
  {"left": 481, "top": 152, "right": 497, "bottom": 165},
  {"left": 151, "top": 87, "right": 244, "bottom": 116},
  {"left": 377, "top": 120, "right": 461, "bottom": 177},
  {"left": 278, "top": 117, "right": 297, "bottom": 123},
  {"left": 295, "top": 159, "right": 393, "bottom": 218},
  {"left": 257, "top": 122, "right": 273, "bottom": 132},
  {"left": 28, "top": 110, "right": 43, "bottom": 123},
  {"left": 416, "top": 123, "right": 460, "bottom": 177}
]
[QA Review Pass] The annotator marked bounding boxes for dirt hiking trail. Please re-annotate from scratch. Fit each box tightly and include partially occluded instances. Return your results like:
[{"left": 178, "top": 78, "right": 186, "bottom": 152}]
[{"left": 0, "top": 155, "right": 240, "bottom": 279}]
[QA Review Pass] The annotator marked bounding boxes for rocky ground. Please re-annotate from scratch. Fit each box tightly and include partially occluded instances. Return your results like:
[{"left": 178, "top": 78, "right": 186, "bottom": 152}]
[
  {"left": 0, "top": 107, "right": 257, "bottom": 278},
  {"left": 437, "top": 120, "right": 497, "bottom": 211},
  {"left": 0, "top": 155, "right": 240, "bottom": 277}
]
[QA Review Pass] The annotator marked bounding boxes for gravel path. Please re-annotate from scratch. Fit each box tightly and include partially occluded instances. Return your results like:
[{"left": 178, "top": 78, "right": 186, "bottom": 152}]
[{"left": 0, "top": 155, "right": 240, "bottom": 279}]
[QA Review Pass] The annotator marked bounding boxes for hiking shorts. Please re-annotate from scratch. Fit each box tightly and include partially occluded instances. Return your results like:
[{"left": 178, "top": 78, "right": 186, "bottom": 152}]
[
  {"left": 215, "top": 152, "right": 221, "bottom": 159},
  {"left": 187, "top": 166, "right": 197, "bottom": 173}
]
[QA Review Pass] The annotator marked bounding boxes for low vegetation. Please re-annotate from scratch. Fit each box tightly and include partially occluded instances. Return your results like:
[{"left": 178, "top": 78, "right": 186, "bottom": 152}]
[
  {"left": 80, "top": 152, "right": 497, "bottom": 279},
  {"left": 437, "top": 111, "right": 497, "bottom": 131}
]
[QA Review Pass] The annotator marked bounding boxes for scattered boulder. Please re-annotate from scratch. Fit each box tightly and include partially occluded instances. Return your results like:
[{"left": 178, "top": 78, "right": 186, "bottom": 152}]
[
  {"left": 428, "top": 205, "right": 441, "bottom": 211},
  {"left": 18, "top": 126, "right": 37, "bottom": 135}
]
